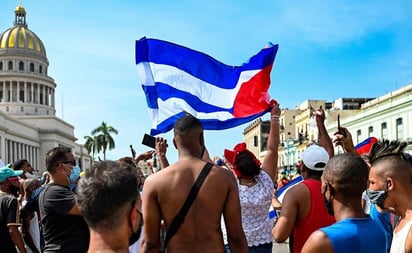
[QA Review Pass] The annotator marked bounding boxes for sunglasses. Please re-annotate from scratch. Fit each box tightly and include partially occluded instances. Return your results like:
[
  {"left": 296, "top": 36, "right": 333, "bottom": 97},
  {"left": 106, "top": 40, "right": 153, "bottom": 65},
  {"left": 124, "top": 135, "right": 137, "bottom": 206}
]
[{"left": 61, "top": 160, "right": 76, "bottom": 166}]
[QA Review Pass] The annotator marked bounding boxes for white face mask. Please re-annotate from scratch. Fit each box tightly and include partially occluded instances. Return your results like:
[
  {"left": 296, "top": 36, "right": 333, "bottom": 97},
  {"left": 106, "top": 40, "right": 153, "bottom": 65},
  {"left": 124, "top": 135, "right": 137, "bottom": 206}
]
[{"left": 25, "top": 172, "right": 36, "bottom": 178}]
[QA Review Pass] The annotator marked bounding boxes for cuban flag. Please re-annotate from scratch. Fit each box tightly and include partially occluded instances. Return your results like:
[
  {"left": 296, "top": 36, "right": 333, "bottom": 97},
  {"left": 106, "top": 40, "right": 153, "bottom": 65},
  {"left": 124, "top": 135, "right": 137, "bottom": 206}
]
[
  {"left": 355, "top": 137, "right": 378, "bottom": 155},
  {"left": 135, "top": 37, "right": 279, "bottom": 135}
]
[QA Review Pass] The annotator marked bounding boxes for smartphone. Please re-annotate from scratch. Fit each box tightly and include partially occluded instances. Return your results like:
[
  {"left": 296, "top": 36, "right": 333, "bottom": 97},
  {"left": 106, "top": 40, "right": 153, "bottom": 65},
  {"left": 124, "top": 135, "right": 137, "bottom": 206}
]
[
  {"left": 337, "top": 114, "right": 346, "bottom": 136},
  {"left": 337, "top": 114, "right": 341, "bottom": 130},
  {"left": 142, "top": 133, "right": 156, "bottom": 149}
]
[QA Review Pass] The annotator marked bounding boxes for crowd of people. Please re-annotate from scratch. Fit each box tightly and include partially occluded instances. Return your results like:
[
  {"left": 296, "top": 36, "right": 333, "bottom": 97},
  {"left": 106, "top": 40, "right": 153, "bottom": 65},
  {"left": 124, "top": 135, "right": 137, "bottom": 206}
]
[{"left": 1, "top": 102, "right": 411, "bottom": 253}]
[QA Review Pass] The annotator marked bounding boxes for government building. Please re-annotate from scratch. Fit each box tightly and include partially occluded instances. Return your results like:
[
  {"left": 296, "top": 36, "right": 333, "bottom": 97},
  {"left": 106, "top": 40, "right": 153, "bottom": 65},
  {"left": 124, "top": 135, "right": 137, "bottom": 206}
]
[
  {"left": 244, "top": 83, "right": 412, "bottom": 173},
  {"left": 0, "top": 5, "right": 91, "bottom": 172}
]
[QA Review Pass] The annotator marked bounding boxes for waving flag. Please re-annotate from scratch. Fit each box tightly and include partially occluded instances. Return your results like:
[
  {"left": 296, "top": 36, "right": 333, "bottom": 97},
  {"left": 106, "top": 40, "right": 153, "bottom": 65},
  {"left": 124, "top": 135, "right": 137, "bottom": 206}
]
[{"left": 135, "top": 37, "right": 279, "bottom": 135}]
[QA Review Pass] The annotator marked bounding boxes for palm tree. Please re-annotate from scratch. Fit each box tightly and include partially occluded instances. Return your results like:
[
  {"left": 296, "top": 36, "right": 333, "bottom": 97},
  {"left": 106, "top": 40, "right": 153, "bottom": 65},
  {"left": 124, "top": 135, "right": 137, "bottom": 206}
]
[
  {"left": 91, "top": 121, "right": 119, "bottom": 160},
  {"left": 84, "top": 135, "right": 102, "bottom": 161}
]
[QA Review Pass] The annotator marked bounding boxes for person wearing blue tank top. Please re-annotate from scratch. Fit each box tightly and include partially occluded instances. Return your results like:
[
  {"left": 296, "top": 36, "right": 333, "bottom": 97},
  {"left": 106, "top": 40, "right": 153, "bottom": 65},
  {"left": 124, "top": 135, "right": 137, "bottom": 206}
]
[{"left": 301, "top": 154, "right": 386, "bottom": 253}]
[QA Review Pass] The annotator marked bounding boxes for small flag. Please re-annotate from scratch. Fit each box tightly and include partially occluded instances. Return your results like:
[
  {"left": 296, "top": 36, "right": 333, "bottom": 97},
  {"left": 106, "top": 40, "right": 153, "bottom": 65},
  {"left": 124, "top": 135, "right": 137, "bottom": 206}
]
[
  {"left": 355, "top": 137, "right": 378, "bottom": 155},
  {"left": 135, "top": 37, "right": 279, "bottom": 135},
  {"left": 269, "top": 175, "right": 303, "bottom": 219}
]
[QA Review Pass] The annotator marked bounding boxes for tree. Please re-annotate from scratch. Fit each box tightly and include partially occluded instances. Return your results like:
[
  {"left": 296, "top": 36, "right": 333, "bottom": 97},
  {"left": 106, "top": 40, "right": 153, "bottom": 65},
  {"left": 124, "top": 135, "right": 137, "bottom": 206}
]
[
  {"left": 90, "top": 121, "right": 119, "bottom": 160},
  {"left": 83, "top": 135, "right": 102, "bottom": 161}
]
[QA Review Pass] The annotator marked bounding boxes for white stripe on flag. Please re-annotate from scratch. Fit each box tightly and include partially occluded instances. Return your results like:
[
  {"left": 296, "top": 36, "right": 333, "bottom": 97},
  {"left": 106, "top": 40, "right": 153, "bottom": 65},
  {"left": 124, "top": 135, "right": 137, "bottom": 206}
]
[{"left": 137, "top": 62, "right": 260, "bottom": 109}]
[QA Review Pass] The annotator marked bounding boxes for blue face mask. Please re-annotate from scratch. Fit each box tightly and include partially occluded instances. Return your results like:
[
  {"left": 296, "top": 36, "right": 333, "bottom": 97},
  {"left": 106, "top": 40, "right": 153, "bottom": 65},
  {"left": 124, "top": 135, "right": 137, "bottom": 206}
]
[{"left": 69, "top": 165, "right": 81, "bottom": 184}]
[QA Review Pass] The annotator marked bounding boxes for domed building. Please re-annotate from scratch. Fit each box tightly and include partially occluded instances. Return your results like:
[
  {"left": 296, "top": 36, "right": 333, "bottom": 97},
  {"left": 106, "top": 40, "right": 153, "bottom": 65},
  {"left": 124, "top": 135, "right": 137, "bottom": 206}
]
[{"left": 0, "top": 5, "right": 90, "bottom": 171}]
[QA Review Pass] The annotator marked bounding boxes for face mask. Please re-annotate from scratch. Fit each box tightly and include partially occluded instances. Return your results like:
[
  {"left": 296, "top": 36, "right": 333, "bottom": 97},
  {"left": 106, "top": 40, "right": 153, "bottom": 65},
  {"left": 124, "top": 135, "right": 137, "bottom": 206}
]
[
  {"left": 367, "top": 189, "right": 388, "bottom": 209},
  {"left": 25, "top": 172, "right": 36, "bottom": 178},
  {"left": 129, "top": 221, "right": 143, "bottom": 245},
  {"left": 322, "top": 183, "right": 334, "bottom": 216},
  {"left": 69, "top": 166, "right": 81, "bottom": 184}
]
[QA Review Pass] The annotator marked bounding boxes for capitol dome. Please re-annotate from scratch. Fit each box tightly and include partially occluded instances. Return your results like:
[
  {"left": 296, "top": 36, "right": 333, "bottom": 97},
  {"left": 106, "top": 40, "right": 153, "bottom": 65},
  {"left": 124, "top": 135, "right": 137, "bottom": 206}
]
[
  {"left": 0, "top": 5, "right": 47, "bottom": 59},
  {"left": 0, "top": 4, "right": 56, "bottom": 116}
]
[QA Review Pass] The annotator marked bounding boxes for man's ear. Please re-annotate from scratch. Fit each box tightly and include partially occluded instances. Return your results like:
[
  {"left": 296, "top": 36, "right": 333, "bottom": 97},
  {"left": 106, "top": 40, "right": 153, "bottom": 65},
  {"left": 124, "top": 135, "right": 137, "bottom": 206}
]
[
  {"left": 129, "top": 205, "right": 138, "bottom": 231},
  {"left": 387, "top": 178, "right": 394, "bottom": 191},
  {"left": 173, "top": 138, "right": 177, "bottom": 149}
]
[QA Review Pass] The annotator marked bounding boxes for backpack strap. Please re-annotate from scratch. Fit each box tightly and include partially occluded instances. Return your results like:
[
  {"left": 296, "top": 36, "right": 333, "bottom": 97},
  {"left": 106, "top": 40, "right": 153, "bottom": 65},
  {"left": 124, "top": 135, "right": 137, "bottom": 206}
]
[{"left": 164, "top": 162, "right": 213, "bottom": 247}]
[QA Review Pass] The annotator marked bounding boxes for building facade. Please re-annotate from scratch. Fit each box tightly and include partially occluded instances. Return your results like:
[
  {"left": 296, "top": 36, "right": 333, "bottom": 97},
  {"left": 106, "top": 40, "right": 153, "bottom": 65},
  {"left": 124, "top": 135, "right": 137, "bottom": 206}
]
[
  {"left": 243, "top": 84, "right": 411, "bottom": 171},
  {"left": 0, "top": 5, "right": 91, "bottom": 171}
]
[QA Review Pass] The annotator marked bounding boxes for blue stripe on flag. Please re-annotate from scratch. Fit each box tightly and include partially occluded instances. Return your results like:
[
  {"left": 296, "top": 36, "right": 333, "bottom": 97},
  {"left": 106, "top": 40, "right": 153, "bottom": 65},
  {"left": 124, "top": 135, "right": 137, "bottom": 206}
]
[
  {"left": 150, "top": 107, "right": 271, "bottom": 136},
  {"left": 136, "top": 37, "right": 278, "bottom": 89}
]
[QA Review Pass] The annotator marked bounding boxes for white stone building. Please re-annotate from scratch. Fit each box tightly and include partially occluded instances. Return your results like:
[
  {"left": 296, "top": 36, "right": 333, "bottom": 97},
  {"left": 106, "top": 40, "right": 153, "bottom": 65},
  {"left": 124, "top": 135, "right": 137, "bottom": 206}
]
[
  {"left": 0, "top": 5, "right": 91, "bottom": 172},
  {"left": 326, "top": 84, "right": 412, "bottom": 153}
]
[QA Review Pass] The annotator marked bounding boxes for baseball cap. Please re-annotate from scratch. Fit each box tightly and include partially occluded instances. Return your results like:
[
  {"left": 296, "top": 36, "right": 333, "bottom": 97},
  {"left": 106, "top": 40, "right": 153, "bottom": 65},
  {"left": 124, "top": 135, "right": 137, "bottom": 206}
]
[
  {"left": 300, "top": 145, "right": 329, "bottom": 171},
  {"left": 0, "top": 165, "right": 24, "bottom": 183}
]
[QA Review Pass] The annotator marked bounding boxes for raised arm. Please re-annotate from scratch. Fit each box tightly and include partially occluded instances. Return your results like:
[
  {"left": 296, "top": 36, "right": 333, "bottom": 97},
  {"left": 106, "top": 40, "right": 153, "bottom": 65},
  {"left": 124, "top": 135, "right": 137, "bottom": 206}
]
[
  {"left": 261, "top": 103, "right": 281, "bottom": 182},
  {"left": 333, "top": 127, "right": 358, "bottom": 155},
  {"left": 314, "top": 107, "right": 334, "bottom": 158},
  {"left": 155, "top": 137, "right": 169, "bottom": 169}
]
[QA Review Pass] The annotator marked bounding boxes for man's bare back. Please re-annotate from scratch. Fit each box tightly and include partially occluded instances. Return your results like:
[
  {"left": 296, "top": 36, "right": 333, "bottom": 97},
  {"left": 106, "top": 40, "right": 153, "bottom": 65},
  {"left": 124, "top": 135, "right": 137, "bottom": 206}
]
[
  {"left": 141, "top": 158, "right": 246, "bottom": 252},
  {"left": 140, "top": 114, "right": 247, "bottom": 253}
]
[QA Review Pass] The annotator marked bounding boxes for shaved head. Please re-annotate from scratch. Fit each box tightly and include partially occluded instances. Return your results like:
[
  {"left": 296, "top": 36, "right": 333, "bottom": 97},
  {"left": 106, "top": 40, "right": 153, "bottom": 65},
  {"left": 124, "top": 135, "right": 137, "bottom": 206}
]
[
  {"left": 173, "top": 115, "right": 204, "bottom": 150},
  {"left": 323, "top": 153, "right": 369, "bottom": 196}
]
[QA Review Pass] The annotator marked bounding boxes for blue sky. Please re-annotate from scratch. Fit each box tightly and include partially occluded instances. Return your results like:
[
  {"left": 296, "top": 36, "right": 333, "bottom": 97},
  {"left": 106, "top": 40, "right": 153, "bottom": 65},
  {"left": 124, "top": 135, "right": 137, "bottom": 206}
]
[{"left": 1, "top": 1, "right": 411, "bottom": 162}]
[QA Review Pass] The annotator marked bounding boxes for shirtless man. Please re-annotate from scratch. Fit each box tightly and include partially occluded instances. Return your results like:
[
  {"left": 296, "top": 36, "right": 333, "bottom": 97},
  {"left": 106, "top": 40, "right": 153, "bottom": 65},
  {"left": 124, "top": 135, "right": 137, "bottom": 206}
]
[{"left": 140, "top": 115, "right": 248, "bottom": 253}]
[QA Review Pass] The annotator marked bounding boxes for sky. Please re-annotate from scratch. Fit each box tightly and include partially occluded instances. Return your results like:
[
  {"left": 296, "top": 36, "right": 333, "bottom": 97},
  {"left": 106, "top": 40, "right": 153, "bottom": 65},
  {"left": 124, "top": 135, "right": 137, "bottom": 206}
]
[{"left": 1, "top": 0, "right": 411, "bottom": 163}]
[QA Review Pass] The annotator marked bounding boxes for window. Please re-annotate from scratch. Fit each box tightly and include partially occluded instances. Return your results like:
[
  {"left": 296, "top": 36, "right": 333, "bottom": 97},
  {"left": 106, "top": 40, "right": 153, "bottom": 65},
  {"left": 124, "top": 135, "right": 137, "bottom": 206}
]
[
  {"left": 39, "top": 65, "right": 42, "bottom": 74},
  {"left": 19, "top": 90, "right": 24, "bottom": 102},
  {"left": 8, "top": 61, "right": 13, "bottom": 70},
  {"left": 19, "top": 61, "right": 24, "bottom": 71},
  {"left": 381, "top": 122, "right": 387, "bottom": 139},
  {"left": 0, "top": 61, "right": 2, "bottom": 70},
  {"left": 253, "top": 136, "right": 258, "bottom": 147},
  {"left": 356, "top": 130, "right": 362, "bottom": 144},
  {"left": 368, "top": 126, "right": 373, "bottom": 137},
  {"left": 396, "top": 118, "right": 404, "bottom": 140},
  {"left": 30, "top": 63, "right": 34, "bottom": 72}
]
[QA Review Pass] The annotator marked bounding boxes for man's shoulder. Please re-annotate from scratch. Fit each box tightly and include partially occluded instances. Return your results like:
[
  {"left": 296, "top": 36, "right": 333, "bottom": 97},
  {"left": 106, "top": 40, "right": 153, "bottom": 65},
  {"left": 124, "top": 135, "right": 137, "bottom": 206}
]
[
  {"left": 0, "top": 192, "right": 17, "bottom": 204},
  {"left": 283, "top": 182, "right": 309, "bottom": 202}
]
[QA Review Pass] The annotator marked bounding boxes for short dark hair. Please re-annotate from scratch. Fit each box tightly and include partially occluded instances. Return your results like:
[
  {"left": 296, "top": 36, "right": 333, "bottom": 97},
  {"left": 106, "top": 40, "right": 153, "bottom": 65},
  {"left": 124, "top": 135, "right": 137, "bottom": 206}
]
[
  {"left": 173, "top": 114, "right": 203, "bottom": 148},
  {"left": 323, "top": 154, "right": 369, "bottom": 196},
  {"left": 14, "top": 159, "right": 28, "bottom": 170},
  {"left": 368, "top": 139, "right": 411, "bottom": 183},
  {"left": 174, "top": 114, "right": 203, "bottom": 135},
  {"left": 302, "top": 164, "right": 323, "bottom": 178},
  {"left": 235, "top": 151, "right": 261, "bottom": 177},
  {"left": 45, "top": 147, "right": 72, "bottom": 172},
  {"left": 77, "top": 160, "right": 139, "bottom": 230}
]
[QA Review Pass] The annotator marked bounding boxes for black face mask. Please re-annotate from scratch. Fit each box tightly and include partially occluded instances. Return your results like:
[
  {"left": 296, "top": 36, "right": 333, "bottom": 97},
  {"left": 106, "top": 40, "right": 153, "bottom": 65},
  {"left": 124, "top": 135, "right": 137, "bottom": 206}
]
[
  {"left": 129, "top": 220, "right": 143, "bottom": 245},
  {"left": 322, "top": 183, "right": 334, "bottom": 216},
  {"left": 129, "top": 208, "right": 143, "bottom": 245}
]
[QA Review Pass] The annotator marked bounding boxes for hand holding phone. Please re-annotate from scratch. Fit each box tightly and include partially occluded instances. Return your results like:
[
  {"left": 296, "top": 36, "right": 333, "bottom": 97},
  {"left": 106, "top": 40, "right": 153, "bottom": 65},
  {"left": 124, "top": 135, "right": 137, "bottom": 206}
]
[{"left": 337, "top": 114, "right": 346, "bottom": 136}]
